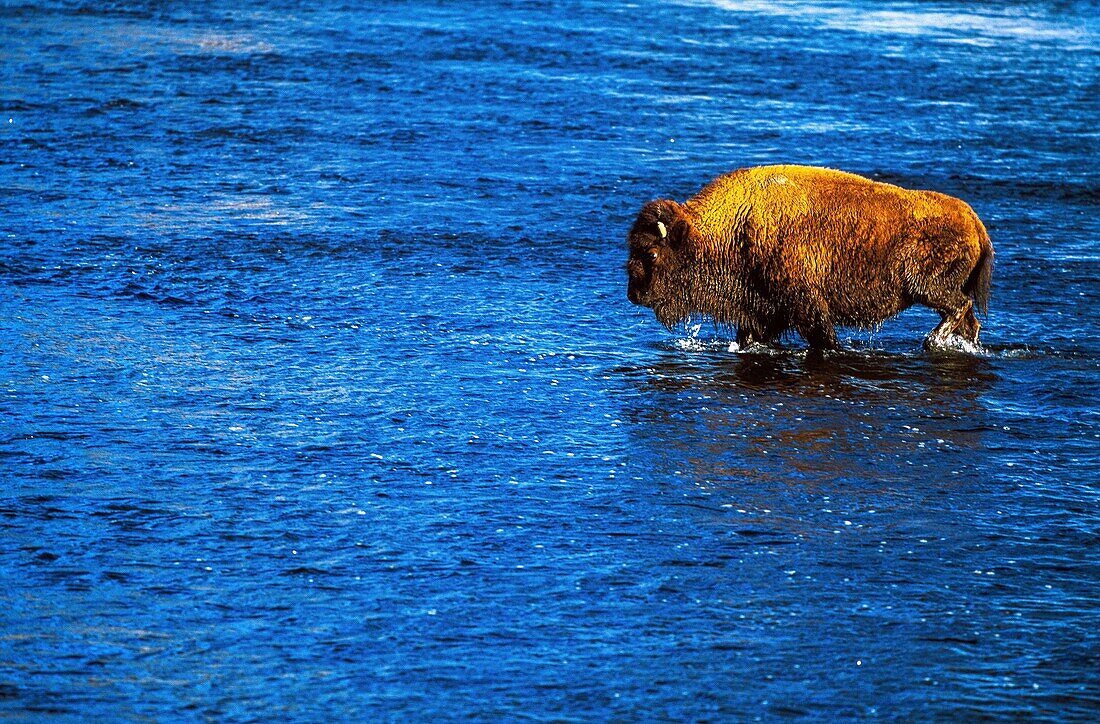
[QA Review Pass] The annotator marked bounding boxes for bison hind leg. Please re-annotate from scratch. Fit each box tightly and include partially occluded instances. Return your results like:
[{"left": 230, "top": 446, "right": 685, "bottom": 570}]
[
  {"left": 915, "top": 248, "right": 986, "bottom": 349},
  {"left": 923, "top": 295, "right": 976, "bottom": 350},
  {"left": 957, "top": 306, "right": 981, "bottom": 344}
]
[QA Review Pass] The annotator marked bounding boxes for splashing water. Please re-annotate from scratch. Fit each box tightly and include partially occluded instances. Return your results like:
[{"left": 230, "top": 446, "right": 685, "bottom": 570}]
[
  {"left": 674, "top": 321, "right": 707, "bottom": 350},
  {"left": 925, "top": 332, "right": 987, "bottom": 356}
]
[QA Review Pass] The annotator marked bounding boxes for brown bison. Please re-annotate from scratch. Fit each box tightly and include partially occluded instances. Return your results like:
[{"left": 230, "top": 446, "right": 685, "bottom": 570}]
[{"left": 627, "top": 165, "right": 993, "bottom": 350}]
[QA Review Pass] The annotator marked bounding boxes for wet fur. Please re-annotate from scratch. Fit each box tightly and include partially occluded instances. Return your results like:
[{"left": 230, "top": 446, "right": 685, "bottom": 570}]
[{"left": 627, "top": 165, "right": 994, "bottom": 349}]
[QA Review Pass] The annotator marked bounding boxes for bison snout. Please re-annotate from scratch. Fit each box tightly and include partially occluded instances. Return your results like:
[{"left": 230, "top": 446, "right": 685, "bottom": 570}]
[
  {"left": 627, "top": 282, "right": 652, "bottom": 306},
  {"left": 627, "top": 258, "right": 652, "bottom": 305}
]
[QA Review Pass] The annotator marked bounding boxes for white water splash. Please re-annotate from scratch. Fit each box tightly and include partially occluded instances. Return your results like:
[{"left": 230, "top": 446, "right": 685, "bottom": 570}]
[
  {"left": 674, "top": 322, "right": 709, "bottom": 350},
  {"left": 925, "top": 334, "right": 986, "bottom": 356}
]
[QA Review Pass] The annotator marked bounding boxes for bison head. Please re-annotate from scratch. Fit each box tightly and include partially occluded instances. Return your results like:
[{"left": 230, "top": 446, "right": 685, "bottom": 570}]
[{"left": 627, "top": 199, "right": 695, "bottom": 327}]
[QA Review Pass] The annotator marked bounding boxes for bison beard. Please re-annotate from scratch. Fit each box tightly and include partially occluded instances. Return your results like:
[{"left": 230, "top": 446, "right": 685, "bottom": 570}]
[{"left": 626, "top": 165, "right": 994, "bottom": 350}]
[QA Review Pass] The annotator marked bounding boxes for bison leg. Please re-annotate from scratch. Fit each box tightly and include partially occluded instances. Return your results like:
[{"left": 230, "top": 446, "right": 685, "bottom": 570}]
[
  {"left": 735, "top": 326, "right": 775, "bottom": 348},
  {"left": 735, "top": 326, "right": 757, "bottom": 348},
  {"left": 956, "top": 306, "right": 981, "bottom": 344},
  {"left": 736, "top": 319, "right": 785, "bottom": 349},
  {"left": 798, "top": 321, "right": 840, "bottom": 351},
  {"left": 923, "top": 296, "right": 973, "bottom": 349}
]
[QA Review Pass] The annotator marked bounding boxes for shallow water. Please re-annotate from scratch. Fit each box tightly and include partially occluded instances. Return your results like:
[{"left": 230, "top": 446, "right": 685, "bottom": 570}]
[{"left": 2, "top": 0, "right": 1099, "bottom": 719}]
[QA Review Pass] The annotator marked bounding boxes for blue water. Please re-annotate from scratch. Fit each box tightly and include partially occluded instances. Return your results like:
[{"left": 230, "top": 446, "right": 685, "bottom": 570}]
[{"left": 2, "top": 0, "right": 1099, "bottom": 719}]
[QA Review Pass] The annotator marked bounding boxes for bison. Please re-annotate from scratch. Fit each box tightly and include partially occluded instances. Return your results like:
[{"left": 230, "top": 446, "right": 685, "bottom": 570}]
[{"left": 627, "top": 165, "right": 993, "bottom": 350}]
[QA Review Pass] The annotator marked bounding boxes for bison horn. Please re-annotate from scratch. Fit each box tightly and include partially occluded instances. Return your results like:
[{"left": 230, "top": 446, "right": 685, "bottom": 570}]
[{"left": 657, "top": 221, "right": 667, "bottom": 239}]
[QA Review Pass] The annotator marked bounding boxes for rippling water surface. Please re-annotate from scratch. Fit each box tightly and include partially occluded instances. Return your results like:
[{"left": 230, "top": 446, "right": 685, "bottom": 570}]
[{"left": 2, "top": 0, "right": 1099, "bottom": 719}]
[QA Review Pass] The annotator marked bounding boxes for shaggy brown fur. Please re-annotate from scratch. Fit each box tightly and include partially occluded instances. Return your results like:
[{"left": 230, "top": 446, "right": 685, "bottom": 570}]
[{"left": 627, "top": 165, "right": 993, "bottom": 350}]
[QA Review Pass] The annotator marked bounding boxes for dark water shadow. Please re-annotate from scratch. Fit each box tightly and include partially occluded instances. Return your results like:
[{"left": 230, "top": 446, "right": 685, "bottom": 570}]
[
  {"left": 615, "top": 344, "right": 998, "bottom": 406},
  {"left": 609, "top": 345, "right": 1001, "bottom": 495}
]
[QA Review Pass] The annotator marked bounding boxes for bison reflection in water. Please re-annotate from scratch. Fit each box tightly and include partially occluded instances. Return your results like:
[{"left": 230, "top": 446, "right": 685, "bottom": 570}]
[{"left": 627, "top": 165, "right": 994, "bottom": 350}]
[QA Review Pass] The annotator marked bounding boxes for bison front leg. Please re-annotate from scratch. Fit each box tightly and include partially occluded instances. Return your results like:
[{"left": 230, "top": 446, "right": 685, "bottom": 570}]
[
  {"left": 736, "top": 319, "right": 785, "bottom": 349},
  {"left": 801, "top": 326, "right": 840, "bottom": 351},
  {"left": 797, "top": 319, "right": 840, "bottom": 351},
  {"left": 736, "top": 326, "right": 774, "bottom": 349},
  {"left": 793, "top": 294, "right": 841, "bottom": 351}
]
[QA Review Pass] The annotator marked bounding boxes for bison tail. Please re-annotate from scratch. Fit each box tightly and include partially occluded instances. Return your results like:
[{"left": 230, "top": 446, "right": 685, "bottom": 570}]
[{"left": 964, "top": 231, "right": 994, "bottom": 316}]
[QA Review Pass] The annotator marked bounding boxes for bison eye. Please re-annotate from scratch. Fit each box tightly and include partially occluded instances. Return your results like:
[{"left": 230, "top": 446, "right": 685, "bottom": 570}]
[{"left": 648, "top": 249, "right": 659, "bottom": 261}]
